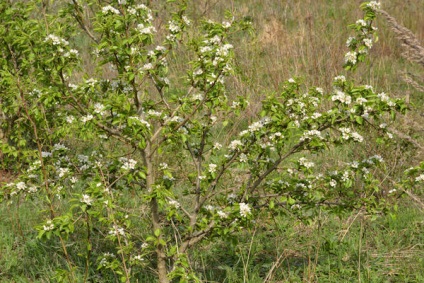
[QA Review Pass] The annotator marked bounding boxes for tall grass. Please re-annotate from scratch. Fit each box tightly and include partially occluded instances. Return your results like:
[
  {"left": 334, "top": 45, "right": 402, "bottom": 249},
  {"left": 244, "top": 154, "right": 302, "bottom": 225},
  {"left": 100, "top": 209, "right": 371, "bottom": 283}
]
[{"left": 1, "top": 0, "right": 423, "bottom": 282}]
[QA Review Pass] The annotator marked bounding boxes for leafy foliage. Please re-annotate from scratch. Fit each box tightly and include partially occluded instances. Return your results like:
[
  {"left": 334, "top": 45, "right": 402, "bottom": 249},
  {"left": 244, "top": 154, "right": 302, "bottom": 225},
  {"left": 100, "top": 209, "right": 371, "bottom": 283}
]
[{"left": 0, "top": 1, "right": 420, "bottom": 282}]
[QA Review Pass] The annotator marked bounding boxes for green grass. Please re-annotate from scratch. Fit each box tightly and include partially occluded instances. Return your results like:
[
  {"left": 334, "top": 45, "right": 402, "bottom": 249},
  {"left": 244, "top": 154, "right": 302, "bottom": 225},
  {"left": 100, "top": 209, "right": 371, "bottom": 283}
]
[
  {"left": 187, "top": 204, "right": 424, "bottom": 282},
  {"left": 1, "top": 197, "right": 422, "bottom": 282}
]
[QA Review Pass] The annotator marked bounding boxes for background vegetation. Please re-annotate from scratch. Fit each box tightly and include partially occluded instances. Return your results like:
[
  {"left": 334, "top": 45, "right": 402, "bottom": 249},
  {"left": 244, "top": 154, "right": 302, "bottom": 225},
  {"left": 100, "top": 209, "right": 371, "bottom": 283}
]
[{"left": 1, "top": 0, "right": 423, "bottom": 282}]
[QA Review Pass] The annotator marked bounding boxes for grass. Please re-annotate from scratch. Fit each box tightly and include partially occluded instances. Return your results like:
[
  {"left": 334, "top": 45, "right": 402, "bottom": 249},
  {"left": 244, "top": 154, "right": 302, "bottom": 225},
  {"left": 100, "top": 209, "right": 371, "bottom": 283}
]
[
  {"left": 1, "top": 196, "right": 423, "bottom": 282},
  {"left": 188, "top": 204, "right": 424, "bottom": 282},
  {"left": 1, "top": 0, "right": 424, "bottom": 282}
]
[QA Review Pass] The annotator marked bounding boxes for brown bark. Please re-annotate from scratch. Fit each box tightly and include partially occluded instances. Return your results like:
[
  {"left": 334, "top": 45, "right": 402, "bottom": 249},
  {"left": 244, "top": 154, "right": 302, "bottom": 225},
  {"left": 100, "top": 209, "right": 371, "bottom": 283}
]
[{"left": 144, "top": 141, "right": 169, "bottom": 283}]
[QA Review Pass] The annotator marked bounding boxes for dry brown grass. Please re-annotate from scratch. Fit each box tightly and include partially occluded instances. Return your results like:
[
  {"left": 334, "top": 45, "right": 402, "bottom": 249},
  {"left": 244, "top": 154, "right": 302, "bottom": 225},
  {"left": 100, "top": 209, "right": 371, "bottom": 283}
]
[
  {"left": 379, "top": 9, "right": 424, "bottom": 67},
  {"left": 372, "top": 7, "right": 424, "bottom": 165}
]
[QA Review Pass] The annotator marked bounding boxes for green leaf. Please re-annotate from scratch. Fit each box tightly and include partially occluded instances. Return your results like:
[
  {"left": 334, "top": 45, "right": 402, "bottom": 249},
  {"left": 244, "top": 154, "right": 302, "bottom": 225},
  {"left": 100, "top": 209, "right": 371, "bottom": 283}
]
[{"left": 138, "top": 171, "right": 146, "bottom": 179}]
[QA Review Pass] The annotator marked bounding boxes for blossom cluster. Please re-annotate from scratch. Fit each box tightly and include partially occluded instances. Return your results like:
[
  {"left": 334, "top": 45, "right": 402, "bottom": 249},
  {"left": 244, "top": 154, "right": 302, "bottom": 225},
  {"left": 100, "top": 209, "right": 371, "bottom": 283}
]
[
  {"left": 239, "top": 203, "right": 251, "bottom": 217},
  {"left": 298, "top": 157, "right": 315, "bottom": 169},
  {"left": 44, "top": 34, "right": 69, "bottom": 46},
  {"left": 339, "top": 127, "right": 364, "bottom": 143},
  {"left": 332, "top": 90, "right": 352, "bottom": 105},
  {"left": 344, "top": 2, "right": 380, "bottom": 69},
  {"left": 44, "top": 34, "right": 79, "bottom": 61},
  {"left": 128, "top": 116, "right": 151, "bottom": 129},
  {"left": 377, "top": 92, "right": 396, "bottom": 107},
  {"left": 119, "top": 157, "right": 137, "bottom": 170},
  {"left": 191, "top": 24, "right": 236, "bottom": 89},
  {"left": 300, "top": 130, "right": 324, "bottom": 142}
]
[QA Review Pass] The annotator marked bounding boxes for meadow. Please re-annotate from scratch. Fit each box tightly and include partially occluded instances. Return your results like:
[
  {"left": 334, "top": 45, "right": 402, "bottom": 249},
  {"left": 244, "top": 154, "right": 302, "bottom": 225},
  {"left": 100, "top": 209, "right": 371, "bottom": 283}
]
[{"left": 0, "top": 0, "right": 423, "bottom": 282}]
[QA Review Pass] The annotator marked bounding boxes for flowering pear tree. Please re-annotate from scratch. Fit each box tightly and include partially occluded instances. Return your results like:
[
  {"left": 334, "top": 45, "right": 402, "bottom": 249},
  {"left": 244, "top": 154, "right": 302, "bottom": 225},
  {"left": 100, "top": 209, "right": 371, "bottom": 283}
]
[{"left": 0, "top": 1, "right": 419, "bottom": 282}]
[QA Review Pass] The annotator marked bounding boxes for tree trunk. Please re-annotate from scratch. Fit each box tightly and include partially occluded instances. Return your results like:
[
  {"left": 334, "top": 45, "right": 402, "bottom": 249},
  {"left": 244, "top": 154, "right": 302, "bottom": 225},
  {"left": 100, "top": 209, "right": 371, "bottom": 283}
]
[{"left": 144, "top": 141, "right": 169, "bottom": 283}]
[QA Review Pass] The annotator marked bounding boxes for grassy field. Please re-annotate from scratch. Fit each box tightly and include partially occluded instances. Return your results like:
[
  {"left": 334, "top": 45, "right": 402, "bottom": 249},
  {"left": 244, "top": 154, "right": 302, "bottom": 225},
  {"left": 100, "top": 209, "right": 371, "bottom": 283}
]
[
  {"left": 1, "top": 0, "right": 423, "bottom": 282},
  {"left": 1, "top": 196, "right": 423, "bottom": 282}
]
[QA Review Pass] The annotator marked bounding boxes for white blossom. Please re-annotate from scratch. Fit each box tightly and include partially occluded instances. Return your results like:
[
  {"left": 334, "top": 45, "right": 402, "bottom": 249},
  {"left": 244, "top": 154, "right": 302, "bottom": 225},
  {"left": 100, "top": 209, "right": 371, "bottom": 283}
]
[
  {"left": 43, "top": 220, "right": 54, "bottom": 231},
  {"left": 85, "top": 78, "right": 97, "bottom": 87},
  {"left": 300, "top": 130, "right": 324, "bottom": 142},
  {"left": 93, "top": 103, "right": 106, "bottom": 115},
  {"left": 222, "top": 21, "right": 232, "bottom": 28},
  {"left": 377, "top": 92, "right": 396, "bottom": 107},
  {"left": 81, "top": 114, "right": 94, "bottom": 123},
  {"left": 339, "top": 127, "right": 351, "bottom": 140},
  {"left": 332, "top": 90, "right": 352, "bottom": 105},
  {"left": 102, "top": 5, "right": 120, "bottom": 15},
  {"left": 168, "top": 199, "right": 180, "bottom": 209},
  {"left": 344, "top": 51, "right": 357, "bottom": 65},
  {"left": 366, "top": 1, "right": 381, "bottom": 10},
  {"left": 193, "top": 69, "right": 204, "bottom": 77},
  {"left": 316, "top": 87, "right": 324, "bottom": 95},
  {"left": 388, "top": 188, "right": 396, "bottom": 194},
  {"left": 311, "top": 112, "right": 322, "bottom": 119},
  {"left": 415, "top": 174, "right": 424, "bottom": 182},
  {"left": 136, "top": 24, "right": 156, "bottom": 35},
  {"left": 299, "top": 157, "right": 314, "bottom": 169},
  {"left": 341, "top": 171, "right": 350, "bottom": 181},
  {"left": 133, "top": 255, "right": 144, "bottom": 261},
  {"left": 182, "top": 16, "right": 191, "bottom": 26},
  {"left": 205, "top": 205, "right": 214, "bottom": 211},
  {"left": 127, "top": 7, "right": 136, "bottom": 15},
  {"left": 53, "top": 143, "right": 68, "bottom": 151},
  {"left": 356, "top": 97, "right": 368, "bottom": 105},
  {"left": 208, "top": 163, "right": 217, "bottom": 173},
  {"left": 228, "top": 140, "right": 243, "bottom": 150},
  {"left": 334, "top": 75, "right": 346, "bottom": 82},
  {"left": 16, "top": 182, "right": 27, "bottom": 191},
  {"left": 42, "top": 151, "right": 52, "bottom": 158},
  {"left": 81, "top": 194, "right": 93, "bottom": 205},
  {"left": 159, "top": 163, "right": 168, "bottom": 170},
  {"left": 346, "top": 36, "right": 355, "bottom": 47},
  {"left": 142, "top": 63, "right": 154, "bottom": 70},
  {"left": 109, "top": 225, "right": 125, "bottom": 236},
  {"left": 28, "top": 186, "right": 37, "bottom": 193},
  {"left": 135, "top": 4, "right": 148, "bottom": 10},
  {"left": 231, "top": 101, "right": 240, "bottom": 109},
  {"left": 58, "top": 168, "right": 69, "bottom": 178},
  {"left": 270, "top": 132, "right": 283, "bottom": 140},
  {"left": 168, "top": 21, "right": 181, "bottom": 33},
  {"left": 239, "top": 203, "right": 251, "bottom": 217},
  {"left": 217, "top": 210, "right": 228, "bottom": 219},
  {"left": 351, "top": 132, "right": 364, "bottom": 143},
  {"left": 44, "top": 34, "right": 69, "bottom": 46},
  {"left": 239, "top": 153, "right": 248, "bottom": 163},
  {"left": 213, "top": 142, "right": 222, "bottom": 150},
  {"left": 248, "top": 121, "right": 264, "bottom": 132},
  {"left": 119, "top": 157, "right": 137, "bottom": 170},
  {"left": 191, "top": 93, "right": 204, "bottom": 101},
  {"left": 356, "top": 19, "right": 367, "bottom": 27},
  {"left": 128, "top": 116, "right": 151, "bottom": 128},
  {"left": 363, "top": 38, "right": 373, "bottom": 49},
  {"left": 370, "top": 155, "right": 384, "bottom": 163},
  {"left": 147, "top": 109, "right": 162, "bottom": 117}
]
